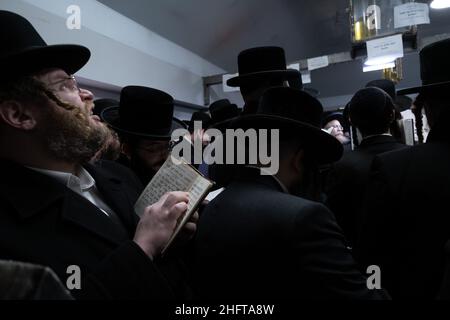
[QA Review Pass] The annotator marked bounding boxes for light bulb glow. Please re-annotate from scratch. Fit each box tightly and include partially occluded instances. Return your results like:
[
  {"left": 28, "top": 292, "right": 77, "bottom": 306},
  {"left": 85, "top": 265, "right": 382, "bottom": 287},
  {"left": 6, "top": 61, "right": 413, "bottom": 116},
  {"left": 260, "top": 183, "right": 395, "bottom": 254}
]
[
  {"left": 430, "top": 0, "right": 450, "bottom": 9},
  {"left": 363, "top": 62, "right": 396, "bottom": 72}
]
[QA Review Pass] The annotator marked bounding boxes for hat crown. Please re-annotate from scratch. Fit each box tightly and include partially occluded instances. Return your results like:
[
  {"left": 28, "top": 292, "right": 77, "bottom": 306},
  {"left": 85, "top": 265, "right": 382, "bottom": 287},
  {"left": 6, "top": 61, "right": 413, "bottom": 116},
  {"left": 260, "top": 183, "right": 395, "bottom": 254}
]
[
  {"left": 237, "top": 46, "right": 288, "bottom": 76},
  {"left": 420, "top": 38, "right": 450, "bottom": 85},
  {"left": 258, "top": 87, "right": 323, "bottom": 128},
  {"left": 366, "top": 79, "right": 396, "bottom": 100},
  {"left": 0, "top": 11, "right": 47, "bottom": 58},
  {"left": 119, "top": 86, "right": 175, "bottom": 135},
  {"left": 209, "top": 99, "right": 239, "bottom": 124}
]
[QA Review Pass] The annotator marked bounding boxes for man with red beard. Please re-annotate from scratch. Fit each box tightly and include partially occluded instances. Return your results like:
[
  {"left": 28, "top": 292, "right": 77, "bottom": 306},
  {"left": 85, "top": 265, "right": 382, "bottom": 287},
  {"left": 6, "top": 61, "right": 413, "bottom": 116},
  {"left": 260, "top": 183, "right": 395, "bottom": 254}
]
[{"left": 0, "top": 11, "right": 194, "bottom": 300}]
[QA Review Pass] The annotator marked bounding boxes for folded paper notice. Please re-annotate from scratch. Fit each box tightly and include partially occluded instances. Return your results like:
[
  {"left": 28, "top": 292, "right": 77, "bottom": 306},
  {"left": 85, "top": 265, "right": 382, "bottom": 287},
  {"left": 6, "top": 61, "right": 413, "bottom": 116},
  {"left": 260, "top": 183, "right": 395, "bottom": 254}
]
[{"left": 134, "top": 155, "right": 214, "bottom": 254}]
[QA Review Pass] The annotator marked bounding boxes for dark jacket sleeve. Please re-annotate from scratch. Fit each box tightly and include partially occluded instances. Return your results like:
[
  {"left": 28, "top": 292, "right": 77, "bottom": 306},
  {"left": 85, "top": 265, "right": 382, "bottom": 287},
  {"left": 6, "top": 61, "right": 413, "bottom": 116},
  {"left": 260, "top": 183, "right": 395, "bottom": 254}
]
[
  {"left": 292, "top": 202, "right": 390, "bottom": 300},
  {"left": 77, "top": 241, "right": 175, "bottom": 300}
]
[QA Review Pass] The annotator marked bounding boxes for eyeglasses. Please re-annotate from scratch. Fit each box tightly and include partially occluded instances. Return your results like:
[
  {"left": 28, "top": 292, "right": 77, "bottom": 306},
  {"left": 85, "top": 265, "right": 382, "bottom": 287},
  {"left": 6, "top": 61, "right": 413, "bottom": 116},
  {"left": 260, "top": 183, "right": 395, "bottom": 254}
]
[
  {"left": 326, "top": 124, "right": 344, "bottom": 131},
  {"left": 46, "top": 75, "right": 80, "bottom": 93}
]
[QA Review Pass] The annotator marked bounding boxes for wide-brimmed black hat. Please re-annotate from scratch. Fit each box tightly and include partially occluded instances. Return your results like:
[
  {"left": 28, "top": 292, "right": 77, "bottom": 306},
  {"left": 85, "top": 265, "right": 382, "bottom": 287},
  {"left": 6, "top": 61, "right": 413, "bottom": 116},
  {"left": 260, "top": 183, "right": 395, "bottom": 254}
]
[
  {"left": 101, "top": 86, "right": 186, "bottom": 140},
  {"left": 0, "top": 11, "right": 90, "bottom": 79},
  {"left": 366, "top": 79, "right": 412, "bottom": 111},
  {"left": 398, "top": 38, "right": 450, "bottom": 95},
  {"left": 93, "top": 98, "right": 119, "bottom": 117},
  {"left": 188, "top": 111, "right": 211, "bottom": 133},
  {"left": 227, "top": 47, "right": 301, "bottom": 87},
  {"left": 229, "top": 87, "right": 343, "bottom": 164},
  {"left": 208, "top": 99, "right": 241, "bottom": 129},
  {"left": 322, "top": 111, "right": 344, "bottom": 128}
]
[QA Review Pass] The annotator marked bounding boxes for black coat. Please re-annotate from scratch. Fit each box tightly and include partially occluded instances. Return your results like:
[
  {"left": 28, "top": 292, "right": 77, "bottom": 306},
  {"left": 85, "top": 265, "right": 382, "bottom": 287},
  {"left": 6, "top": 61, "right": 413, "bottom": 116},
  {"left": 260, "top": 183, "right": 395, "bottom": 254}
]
[
  {"left": 357, "top": 131, "right": 450, "bottom": 299},
  {"left": 0, "top": 159, "right": 186, "bottom": 300},
  {"left": 194, "top": 168, "right": 389, "bottom": 300},
  {"left": 326, "top": 135, "right": 407, "bottom": 246}
]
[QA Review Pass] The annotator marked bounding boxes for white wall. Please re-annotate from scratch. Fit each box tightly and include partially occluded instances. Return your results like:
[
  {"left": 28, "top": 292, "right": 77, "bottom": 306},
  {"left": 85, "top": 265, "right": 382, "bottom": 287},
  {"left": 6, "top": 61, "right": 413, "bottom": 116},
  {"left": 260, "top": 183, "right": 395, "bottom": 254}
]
[{"left": 0, "top": 0, "right": 225, "bottom": 105}]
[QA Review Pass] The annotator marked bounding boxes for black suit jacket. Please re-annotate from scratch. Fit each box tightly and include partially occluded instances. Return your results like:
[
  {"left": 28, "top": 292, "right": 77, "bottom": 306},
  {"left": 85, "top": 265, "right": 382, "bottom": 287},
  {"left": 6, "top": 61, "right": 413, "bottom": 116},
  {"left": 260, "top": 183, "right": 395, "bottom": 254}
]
[
  {"left": 0, "top": 159, "right": 183, "bottom": 300},
  {"left": 358, "top": 132, "right": 450, "bottom": 299},
  {"left": 325, "top": 135, "right": 407, "bottom": 246},
  {"left": 194, "top": 168, "right": 388, "bottom": 300}
]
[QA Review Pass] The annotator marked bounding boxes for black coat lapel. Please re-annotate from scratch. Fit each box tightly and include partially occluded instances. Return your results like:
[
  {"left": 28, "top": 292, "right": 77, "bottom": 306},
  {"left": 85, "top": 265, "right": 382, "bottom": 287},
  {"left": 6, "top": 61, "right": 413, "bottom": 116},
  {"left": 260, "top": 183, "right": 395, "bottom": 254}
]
[
  {"left": 61, "top": 192, "right": 127, "bottom": 245},
  {"left": 84, "top": 163, "right": 139, "bottom": 236},
  {"left": 0, "top": 160, "right": 132, "bottom": 245}
]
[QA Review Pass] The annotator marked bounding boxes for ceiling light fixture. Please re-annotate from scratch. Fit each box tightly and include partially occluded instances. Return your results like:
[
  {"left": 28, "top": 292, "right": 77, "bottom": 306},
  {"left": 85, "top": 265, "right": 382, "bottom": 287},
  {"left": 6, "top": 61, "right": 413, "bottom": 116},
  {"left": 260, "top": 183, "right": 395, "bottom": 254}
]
[
  {"left": 364, "top": 55, "right": 398, "bottom": 67},
  {"left": 430, "top": 0, "right": 450, "bottom": 9},
  {"left": 363, "top": 62, "right": 396, "bottom": 73}
]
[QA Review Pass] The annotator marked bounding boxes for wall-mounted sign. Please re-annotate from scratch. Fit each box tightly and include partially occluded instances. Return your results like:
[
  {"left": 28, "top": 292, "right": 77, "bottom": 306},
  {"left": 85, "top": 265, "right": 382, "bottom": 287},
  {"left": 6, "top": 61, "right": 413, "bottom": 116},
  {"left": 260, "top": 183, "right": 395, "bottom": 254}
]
[
  {"left": 366, "top": 34, "right": 404, "bottom": 65},
  {"left": 301, "top": 72, "right": 312, "bottom": 84},
  {"left": 307, "top": 56, "right": 329, "bottom": 71},
  {"left": 394, "top": 3, "right": 430, "bottom": 29}
]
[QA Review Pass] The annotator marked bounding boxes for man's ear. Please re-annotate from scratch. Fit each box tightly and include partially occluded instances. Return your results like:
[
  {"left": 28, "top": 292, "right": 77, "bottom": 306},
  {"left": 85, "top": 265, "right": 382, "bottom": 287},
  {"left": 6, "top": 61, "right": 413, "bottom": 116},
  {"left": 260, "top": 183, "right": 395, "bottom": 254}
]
[
  {"left": 0, "top": 101, "right": 37, "bottom": 130},
  {"left": 121, "top": 142, "right": 132, "bottom": 159},
  {"left": 292, "top": 148, "right": 305, "bottom": 174}
]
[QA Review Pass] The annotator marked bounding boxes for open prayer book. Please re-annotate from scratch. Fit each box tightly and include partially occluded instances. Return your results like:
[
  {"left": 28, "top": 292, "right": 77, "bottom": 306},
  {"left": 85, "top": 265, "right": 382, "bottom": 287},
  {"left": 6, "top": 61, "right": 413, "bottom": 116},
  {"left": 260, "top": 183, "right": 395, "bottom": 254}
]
[{"left": 134, "top": 155, "right": 214, "bottom": 254}]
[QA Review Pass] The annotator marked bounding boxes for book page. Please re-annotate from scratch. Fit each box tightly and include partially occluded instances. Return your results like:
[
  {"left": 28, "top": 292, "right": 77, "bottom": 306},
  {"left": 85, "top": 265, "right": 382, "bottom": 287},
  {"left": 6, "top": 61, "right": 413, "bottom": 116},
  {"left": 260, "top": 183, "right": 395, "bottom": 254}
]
[
  {"left": 133, "top": 155, "right": 214, "bottom": 254},
  {"left": 134, "top": 156, "right": 197, "bottom": 217},
  {"left": 161, "top": 172, "right": 214, "bottom": 254},
  {"left": 187, "top": 176, "right": 212, "bottom": 211}
]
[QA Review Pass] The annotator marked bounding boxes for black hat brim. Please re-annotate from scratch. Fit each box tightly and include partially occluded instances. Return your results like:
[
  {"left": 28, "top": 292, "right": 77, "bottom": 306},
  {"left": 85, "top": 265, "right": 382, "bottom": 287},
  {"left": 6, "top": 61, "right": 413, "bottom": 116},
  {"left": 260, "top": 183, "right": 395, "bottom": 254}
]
[
  {"left": 101, "top": 106, "right": 187, "bottom": 140},
  {"left": 0, "top": 44, "right": 90, "bottom": 77},
  {"left": 227, "top": 69, "right": 300, "bottom": 87},
  {"left": 228, "top": 114, "right": 343, "bottom": 164},
  {"left": 397, "top": 80, "right": 450, "bottom": 95},
  {"left": 323, "top": 113, "right": 344, "bottom": 126},
  {"left": 394, "top": 95, "right": 413, "bottom": 112}
]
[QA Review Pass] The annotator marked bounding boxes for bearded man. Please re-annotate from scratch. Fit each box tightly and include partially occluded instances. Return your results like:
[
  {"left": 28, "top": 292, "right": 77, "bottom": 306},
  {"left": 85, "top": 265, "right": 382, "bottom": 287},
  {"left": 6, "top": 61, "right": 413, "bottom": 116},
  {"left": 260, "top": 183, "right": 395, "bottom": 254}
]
[{"left": 0, "top": 11, "right": 194, "bottom": 300}]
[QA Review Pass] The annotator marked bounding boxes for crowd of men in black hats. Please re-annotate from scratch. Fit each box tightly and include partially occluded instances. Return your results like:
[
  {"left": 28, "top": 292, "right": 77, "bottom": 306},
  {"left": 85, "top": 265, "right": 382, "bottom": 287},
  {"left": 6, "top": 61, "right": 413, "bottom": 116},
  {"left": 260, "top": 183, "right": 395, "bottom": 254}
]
[{"left": 0, "top": 10, "right": 450, "bottom": 301}]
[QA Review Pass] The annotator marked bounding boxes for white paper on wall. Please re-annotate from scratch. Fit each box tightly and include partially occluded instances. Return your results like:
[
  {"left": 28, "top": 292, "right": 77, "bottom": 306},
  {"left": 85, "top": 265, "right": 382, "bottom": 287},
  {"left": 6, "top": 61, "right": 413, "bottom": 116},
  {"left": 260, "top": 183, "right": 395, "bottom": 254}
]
[
  {"left": 307, "top": 56, "right": 329, "bottom": 71},
  {"left": 222, "top": 73, "right": 240, "bottom": 92},
  {"left": 366, "top": 34, "right": 404, "bottom": 62},
  {"left": 394, "top": 3, "right": 430, "bottom": 29}
]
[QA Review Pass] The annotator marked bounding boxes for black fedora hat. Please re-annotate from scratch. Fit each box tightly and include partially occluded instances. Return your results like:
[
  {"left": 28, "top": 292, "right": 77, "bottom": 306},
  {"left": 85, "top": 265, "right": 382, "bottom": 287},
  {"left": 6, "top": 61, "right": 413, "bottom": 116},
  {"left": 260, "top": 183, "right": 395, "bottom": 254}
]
[
  {"left": 230, "top": 87, "right": 343, "bottom": 164},
  {"left": 0, "top": 11, "right": 90, "bottom": 78},
  {"left": 366, "top": 79, "right": 396, "bottom": 100},
  {"left": 227, "top": 47, "right": 300, "bottom": 87},
  {"left": 208, "top": 99, "right": 241, "bottom": 129},
  {"left": 93, "top": 98, "right": 119, "bottom": 117},
  {"left": 322, "top": 111, "right": 344, "bottom": 128},
  {"left": 366, "top": 79, "right": 412, "bottom": 111},
  {"left": 101, "top": 86, "right": 186, "bottom": 140},
  {"left": 398, "top": 38, "right": 450, "bottom": 95},
  {"left": 188, "top": 111, "right": 211, "bottom": 133}
]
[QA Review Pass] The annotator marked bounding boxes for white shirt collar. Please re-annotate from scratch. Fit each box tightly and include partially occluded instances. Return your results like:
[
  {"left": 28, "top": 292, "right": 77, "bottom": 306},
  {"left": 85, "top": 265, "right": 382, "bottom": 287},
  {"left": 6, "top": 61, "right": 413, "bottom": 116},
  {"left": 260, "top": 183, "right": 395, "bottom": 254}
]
[{"left": 27, "top": 166, "right": 96, "bottom": 193}]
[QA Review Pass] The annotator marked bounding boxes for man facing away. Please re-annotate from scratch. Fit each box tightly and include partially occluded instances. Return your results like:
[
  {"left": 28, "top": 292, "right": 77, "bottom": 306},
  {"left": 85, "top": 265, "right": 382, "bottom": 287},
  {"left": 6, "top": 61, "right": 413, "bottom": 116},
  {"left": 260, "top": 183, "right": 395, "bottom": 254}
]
[
  {"left": 325, "top": 87, "right": 407, "bottom": 247},
  {"left": 194, "top": 86, "right": 389, "bottom": 300}
]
